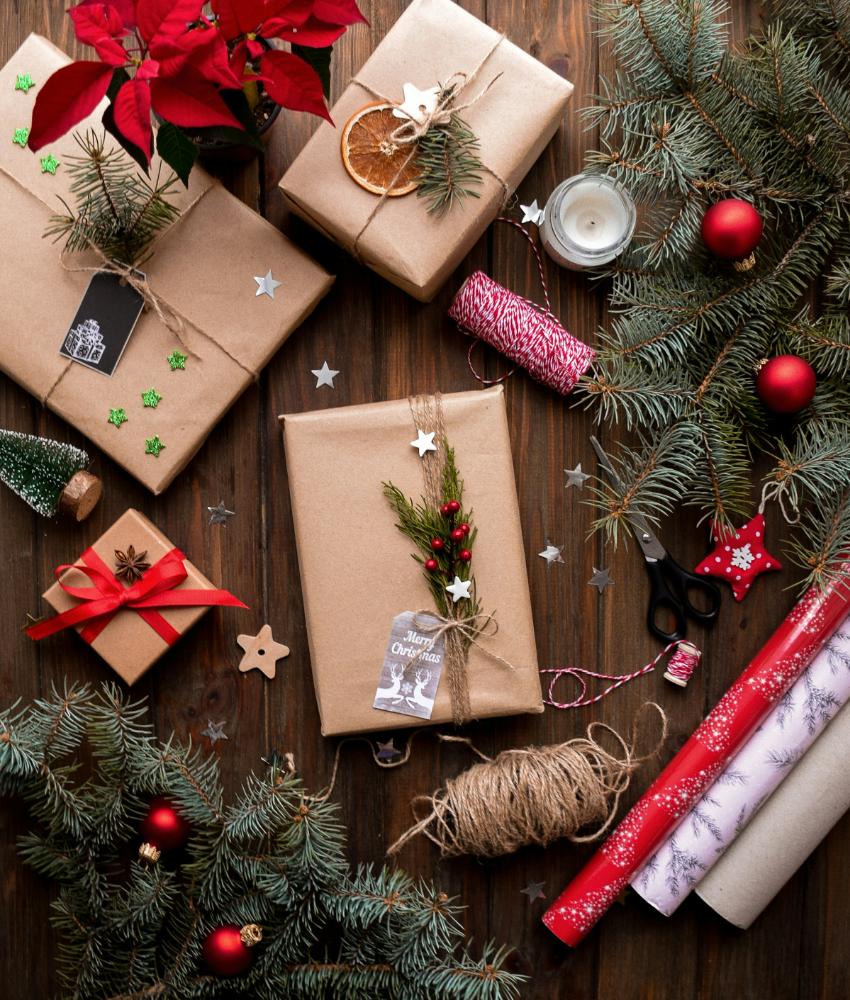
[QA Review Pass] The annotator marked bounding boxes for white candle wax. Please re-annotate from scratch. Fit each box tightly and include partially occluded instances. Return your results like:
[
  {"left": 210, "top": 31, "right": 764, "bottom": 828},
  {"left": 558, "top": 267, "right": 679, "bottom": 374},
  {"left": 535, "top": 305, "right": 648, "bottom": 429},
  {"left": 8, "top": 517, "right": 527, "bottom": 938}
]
[{"left": 540, "top": 174, "right": 636, "bottom": 270}]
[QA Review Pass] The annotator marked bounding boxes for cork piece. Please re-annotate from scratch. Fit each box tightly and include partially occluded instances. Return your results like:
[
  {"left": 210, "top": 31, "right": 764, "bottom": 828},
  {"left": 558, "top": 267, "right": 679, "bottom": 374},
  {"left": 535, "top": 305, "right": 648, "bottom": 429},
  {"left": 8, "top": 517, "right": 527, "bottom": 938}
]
[
  {"left": 57, "top": 470, "right": 102, "bottom": 522},
  {"left": 237, "top": 624, "right": 290, "bottom": 680}
]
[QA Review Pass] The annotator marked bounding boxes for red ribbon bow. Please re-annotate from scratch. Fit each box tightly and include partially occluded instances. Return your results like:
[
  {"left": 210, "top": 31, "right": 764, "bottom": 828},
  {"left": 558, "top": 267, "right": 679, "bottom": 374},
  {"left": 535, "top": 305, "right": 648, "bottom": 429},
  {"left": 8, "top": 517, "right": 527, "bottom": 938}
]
[{"left": 26, "top": 546, "right": 246, "bottom": 646}]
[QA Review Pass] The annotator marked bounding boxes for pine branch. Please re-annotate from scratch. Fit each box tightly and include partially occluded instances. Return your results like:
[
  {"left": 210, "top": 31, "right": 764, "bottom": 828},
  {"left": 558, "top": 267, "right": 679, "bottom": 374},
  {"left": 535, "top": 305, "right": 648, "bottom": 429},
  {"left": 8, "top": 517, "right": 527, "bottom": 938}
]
[{"left": 416, "top": 107, "right": 484, "bottom": 216}]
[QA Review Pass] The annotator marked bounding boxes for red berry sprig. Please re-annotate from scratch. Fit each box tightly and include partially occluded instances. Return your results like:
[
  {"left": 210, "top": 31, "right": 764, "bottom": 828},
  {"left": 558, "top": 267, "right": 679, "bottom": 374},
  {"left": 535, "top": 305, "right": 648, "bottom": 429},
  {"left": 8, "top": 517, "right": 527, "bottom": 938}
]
[{"left": 425, "top": 496, "right": 474, "bottom": 593}]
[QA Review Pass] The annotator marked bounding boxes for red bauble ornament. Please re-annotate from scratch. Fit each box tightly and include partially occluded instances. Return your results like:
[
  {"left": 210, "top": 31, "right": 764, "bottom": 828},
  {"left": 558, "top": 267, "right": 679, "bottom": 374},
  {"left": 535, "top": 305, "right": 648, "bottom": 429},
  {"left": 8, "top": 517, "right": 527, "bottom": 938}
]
[
  {"left": 755, "top": 355, "right": 817, "bottom": 414},
  {"left": 140, "top": 797, "right": 191, "bottom": 851},
  {"left": 424, "top": 558, "right": 439, "bottom": 572},
  {"left": 459, "top": 549, "right": 472, "bottom": 563},
  {"left": 202, "top": 924, "right": 260, "bottom": 976},
  {"left": 458, "top": 522, "right": 470, "bottom": 536},
  {"left": 693, "top": 513, "right": 781, "bottom": 601},
  {"left": 447, "top": 500, "right": 461, "bottom": 514},
  {"left": 701, "top": 198, "right": 763, "bottom": 263},
  {"left": 430, "top": 537, "right": 445, "bottom": 552},
  {"left": 450, "top": 527, "right": 465, "bottom": 543}
]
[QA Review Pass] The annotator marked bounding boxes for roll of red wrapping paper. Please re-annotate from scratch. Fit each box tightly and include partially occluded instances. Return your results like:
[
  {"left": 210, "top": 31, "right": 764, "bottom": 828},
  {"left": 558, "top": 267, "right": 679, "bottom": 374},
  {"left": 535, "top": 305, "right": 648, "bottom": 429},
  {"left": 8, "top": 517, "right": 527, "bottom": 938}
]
[{"left": 543, "top": 575, "right": 850, "bottom": 946}]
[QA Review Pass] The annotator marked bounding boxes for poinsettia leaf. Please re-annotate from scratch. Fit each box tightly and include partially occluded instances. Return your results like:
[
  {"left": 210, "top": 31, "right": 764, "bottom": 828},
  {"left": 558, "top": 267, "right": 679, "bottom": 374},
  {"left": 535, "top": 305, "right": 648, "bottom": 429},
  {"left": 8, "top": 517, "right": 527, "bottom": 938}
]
[
  {"left": 312, "top": 0, "right": 367, "bottom": 26},
  {"left": 75, "top": 0, "right": 137, "bottom": 28},
  {"left": 151, "top": 27, "right": 240, "bottom": 89},
  {"left": 156, "top": 121, "right": 198, "bottom": 185},
  {"left": 103, "top": 103, "right": 150, "bottom": 172},
  {"left": 266, "top": 16, "right": 346, "bottom": 48},
  {"left": 106, "top": 65, "right": 130, "bottom": 101},
  {"left": 149, "top": 74, "right": 246, "bottom": 129},
  {"left": 113, "top": 78, "right": 153, "bottom": 162},
  {"left": 259, "top": 0, "right": 316, "bottom": 30},
  {"left": 290, "top": 43, "right": 333, "bottom": 98},
  {"left": 136, "top": 0, "right": 205, "bottom": 44},
  {"left": 260, "top": 49, "right": 332, "bottom": 122},
  {"left": 28, "top": 61, "right": 114, "bottom": 150},
  {"left": 69, "top": 3, "right": 128, "bottom": 66},
  {"left": 209, "top": 0, "right": 267, "bottom": 39},
  {"left": 228, "top": 40, "right": 250, "bottom": 81}
]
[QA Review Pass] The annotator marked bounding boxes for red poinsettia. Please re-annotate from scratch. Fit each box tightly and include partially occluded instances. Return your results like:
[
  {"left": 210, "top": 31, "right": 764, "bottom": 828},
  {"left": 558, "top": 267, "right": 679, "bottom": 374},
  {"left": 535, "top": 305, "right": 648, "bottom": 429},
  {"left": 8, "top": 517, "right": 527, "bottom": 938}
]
[{"left": 28, "top": 0, "right": 364, "bottom": 179}]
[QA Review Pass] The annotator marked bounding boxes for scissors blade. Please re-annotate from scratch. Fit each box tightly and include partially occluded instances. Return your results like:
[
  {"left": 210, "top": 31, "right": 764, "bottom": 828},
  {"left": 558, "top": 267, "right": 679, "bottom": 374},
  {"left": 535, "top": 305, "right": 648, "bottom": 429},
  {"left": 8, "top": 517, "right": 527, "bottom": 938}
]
[{"left": 589, "top": 436, "right": 668, "bottom": 562}]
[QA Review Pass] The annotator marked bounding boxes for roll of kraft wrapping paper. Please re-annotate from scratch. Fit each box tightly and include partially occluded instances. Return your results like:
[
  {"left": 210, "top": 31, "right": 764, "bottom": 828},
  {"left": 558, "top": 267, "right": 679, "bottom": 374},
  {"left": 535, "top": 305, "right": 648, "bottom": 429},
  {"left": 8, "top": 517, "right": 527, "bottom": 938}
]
[
  {"left": 632, "top": 618, "right": 850, "bottom": 915},
  {"left": 542, "top": 577, "right": 850, "bottom": 946},
  {"left": 696, "top": 695, "right": 850, "bottom": 928}
]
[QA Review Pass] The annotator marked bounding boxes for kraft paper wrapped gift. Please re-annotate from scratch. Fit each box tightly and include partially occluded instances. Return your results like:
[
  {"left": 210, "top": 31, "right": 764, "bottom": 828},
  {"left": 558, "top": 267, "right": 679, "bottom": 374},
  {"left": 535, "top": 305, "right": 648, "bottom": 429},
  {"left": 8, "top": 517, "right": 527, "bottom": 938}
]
[
  {"left": 279, "top": 0, "right": 574, "bottom": 301},
  {"left": 280, "top": 385, "right": 542, "bottom": 736},
  {"left": 31, "top": 508, "right": 246, "bottom": 685},
  {"left": 0, "top": 34, "right": 333, "bottom": 495}
]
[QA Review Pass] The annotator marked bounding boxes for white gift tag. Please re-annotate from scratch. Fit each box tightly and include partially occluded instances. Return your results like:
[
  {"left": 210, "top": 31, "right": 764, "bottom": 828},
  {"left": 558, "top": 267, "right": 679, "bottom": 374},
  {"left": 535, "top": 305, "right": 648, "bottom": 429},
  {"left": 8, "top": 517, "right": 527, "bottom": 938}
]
[{"left": 373, "top": 611, "right": 445, "bottom": 720}]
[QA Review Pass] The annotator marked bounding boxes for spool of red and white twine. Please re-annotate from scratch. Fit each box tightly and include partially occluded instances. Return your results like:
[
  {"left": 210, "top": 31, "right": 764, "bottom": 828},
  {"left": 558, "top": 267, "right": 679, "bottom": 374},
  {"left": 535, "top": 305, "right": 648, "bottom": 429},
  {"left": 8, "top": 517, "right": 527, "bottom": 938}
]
[
  {"left": 448, "top": 219, "right": 596, "bottom": 394},
  {"left": 541, "top": 640, "right": 702, "bottom": 709}
]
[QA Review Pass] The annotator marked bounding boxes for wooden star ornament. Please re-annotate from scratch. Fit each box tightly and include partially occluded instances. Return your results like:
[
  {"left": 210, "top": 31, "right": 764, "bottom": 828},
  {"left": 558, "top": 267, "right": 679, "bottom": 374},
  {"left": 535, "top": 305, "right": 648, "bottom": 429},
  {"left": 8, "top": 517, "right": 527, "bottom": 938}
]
[
  {"left": 237, "top": 624, "right": 290, "bottom": 679},
  {"left": 694, "top": 512, "right": 781, "bottom": 601}
]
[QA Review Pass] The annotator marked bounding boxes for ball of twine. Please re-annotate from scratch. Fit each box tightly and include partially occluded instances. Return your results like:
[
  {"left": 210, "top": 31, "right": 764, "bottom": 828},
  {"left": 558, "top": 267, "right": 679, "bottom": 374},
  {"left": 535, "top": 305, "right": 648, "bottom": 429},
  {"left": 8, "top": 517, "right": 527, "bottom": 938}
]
[{"left": 386, "top": 704, "right": 667, "bottom": 859}]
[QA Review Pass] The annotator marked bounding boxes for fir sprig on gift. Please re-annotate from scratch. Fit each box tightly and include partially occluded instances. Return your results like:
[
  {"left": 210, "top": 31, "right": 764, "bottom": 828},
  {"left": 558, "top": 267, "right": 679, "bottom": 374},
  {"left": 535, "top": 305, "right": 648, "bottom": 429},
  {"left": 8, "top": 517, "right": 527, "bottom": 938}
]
[
  {"left": 416, "top": 88, "right": 484, "bottom": 216},
  {"left": 579, "top": 0, "right": 850, "bottom": 591},
  {"left": 384, "top": 445, "right": 480, "bottom": 619},
  {"left": 0, "top": 683, "right": 524, "bottom": 1000},
  {"left": 45, "top": 130, "right": 179, "bottom": 267}
]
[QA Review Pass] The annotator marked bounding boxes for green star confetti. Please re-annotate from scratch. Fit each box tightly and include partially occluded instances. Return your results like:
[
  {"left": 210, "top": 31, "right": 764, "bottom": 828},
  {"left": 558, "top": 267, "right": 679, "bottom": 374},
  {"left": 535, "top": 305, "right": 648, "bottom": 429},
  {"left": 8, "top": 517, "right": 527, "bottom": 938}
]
[
  {"left": 12, "top": 127, "right": 29, "bottom": 147},
  {"left": 141, "top": 387, "right": 162, "bottom": 408},
  {"left": 15, "top": 73, "right": 34, "bottom": 93},
  {"left": 145, "top": 435, "right": 165, "bottom": 457},
  {"left": 108, "top": 408, "right": 127, "bottom": 428},
  {"left": 40, "top": 154, "right": 59, "bottom": 175},
  {"left": 166, "top": 350, "right": 187, "bottom": 371}
]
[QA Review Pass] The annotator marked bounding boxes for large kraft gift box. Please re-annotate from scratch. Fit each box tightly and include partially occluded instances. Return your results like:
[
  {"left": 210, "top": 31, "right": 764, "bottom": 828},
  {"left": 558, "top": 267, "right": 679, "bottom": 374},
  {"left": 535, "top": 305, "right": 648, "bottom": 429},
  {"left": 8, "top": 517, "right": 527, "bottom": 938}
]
[
  {"left": 33, "top": 508, "right": 245, "bottom": 685},
  {"left": 0, "top": 34, "right": 333, "bottom": 495},
  {"left": 279, "top": 0, "right": 574, "bottom": 301},
  {"left": 280, "top": 385, "right": 542, "bottom": 736}
]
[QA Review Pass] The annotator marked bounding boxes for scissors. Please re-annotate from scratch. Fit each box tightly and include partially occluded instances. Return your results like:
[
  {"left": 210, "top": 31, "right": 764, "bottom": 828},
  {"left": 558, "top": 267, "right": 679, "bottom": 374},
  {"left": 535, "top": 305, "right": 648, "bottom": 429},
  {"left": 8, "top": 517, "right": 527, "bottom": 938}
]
[{"left": 590, "top": 436, "right": 722, "bottom": 643}]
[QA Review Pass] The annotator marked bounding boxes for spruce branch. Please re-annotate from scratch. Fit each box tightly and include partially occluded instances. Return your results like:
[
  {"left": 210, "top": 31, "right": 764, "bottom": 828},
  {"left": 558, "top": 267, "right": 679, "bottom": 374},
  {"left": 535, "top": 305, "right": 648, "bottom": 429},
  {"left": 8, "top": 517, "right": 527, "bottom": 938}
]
[{"left": 416, "top": 99, "right": 484, "bottom": 216}]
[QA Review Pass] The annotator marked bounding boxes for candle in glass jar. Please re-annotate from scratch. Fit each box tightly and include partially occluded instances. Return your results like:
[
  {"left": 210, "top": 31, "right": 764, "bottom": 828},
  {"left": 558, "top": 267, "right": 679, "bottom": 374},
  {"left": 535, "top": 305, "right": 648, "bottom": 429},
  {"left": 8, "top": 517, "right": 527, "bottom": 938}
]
[{"left": 540, "top": 174, "right": 636, "bottom": 270}]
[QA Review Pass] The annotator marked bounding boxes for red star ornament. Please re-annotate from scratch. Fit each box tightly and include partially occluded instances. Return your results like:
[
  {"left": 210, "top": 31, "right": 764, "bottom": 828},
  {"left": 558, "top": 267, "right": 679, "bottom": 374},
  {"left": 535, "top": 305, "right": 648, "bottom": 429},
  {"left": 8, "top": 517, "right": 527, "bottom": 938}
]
[{"left": 694, "top": 513, "right": 781, "bottom": 601}]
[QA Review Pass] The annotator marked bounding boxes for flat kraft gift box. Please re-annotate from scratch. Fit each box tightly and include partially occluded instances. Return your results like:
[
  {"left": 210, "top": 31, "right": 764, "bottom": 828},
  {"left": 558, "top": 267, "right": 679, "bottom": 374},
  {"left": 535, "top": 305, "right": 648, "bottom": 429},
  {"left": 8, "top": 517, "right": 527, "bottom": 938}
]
[
  {"left": 280, "top": 385, "right": 542, "bottom": 736},
  {"left": 279, "top": 0, "right": 573, "bottom": 301},
  {"left": 0, "top": 34, "right": 333, "bottom": 495},
  {"left": 32, "top": 508, "right": 246, "bottom": 685}
]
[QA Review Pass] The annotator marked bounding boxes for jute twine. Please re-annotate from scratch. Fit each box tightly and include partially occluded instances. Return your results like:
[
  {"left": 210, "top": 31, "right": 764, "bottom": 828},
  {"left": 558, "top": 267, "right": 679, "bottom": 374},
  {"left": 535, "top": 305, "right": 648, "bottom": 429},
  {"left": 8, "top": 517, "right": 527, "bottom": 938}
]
[{"left": 386, "top": 703, "right": 668, "bottom": 859}]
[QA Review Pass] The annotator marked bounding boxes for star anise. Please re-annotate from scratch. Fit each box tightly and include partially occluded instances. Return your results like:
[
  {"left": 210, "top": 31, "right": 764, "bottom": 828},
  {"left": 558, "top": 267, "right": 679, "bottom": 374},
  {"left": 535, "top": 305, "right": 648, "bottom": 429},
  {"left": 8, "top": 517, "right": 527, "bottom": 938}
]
[{"left": 114, "top": 545, "right": 151, "bottom": 583}]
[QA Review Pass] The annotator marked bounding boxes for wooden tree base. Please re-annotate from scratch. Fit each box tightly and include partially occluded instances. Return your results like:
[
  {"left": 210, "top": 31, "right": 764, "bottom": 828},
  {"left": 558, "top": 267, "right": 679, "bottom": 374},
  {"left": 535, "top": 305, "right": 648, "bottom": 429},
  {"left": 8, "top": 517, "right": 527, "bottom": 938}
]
[{"left": 58, "top": 470, "right": 102, "bottom": 522}]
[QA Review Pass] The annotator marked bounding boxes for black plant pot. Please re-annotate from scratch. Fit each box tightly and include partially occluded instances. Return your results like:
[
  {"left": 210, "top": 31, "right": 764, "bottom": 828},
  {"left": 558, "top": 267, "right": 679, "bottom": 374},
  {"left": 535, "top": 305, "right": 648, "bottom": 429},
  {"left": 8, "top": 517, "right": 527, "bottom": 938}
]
[{"left": 195, "top": 98, "right": 282, "bottom": 165}]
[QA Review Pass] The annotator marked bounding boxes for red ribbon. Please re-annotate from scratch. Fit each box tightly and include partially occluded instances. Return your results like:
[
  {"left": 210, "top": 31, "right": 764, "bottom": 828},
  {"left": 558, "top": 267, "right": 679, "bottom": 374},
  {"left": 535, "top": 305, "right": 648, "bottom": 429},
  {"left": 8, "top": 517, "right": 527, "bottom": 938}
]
[{"left": 26, "top": 546, "right": 246, "bottom": 646}]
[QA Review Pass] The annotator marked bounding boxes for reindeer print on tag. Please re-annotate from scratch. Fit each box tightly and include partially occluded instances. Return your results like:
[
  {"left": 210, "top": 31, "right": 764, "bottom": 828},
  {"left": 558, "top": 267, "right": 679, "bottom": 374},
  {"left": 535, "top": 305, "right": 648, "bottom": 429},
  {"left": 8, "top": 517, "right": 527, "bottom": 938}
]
[{"left": 373, "top": 611, "right": 445, "bottom": 720}]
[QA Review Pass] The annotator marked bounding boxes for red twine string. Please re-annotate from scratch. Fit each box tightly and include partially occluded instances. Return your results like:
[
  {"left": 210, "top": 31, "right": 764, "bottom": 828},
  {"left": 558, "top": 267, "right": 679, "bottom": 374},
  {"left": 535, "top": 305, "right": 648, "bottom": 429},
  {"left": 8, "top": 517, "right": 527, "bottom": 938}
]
[
  {"left": 541, "top": 640, "right": 701, "bottom": 709},
  {"left": 448, "top": 218, "right": 596, "bottom": 395}
]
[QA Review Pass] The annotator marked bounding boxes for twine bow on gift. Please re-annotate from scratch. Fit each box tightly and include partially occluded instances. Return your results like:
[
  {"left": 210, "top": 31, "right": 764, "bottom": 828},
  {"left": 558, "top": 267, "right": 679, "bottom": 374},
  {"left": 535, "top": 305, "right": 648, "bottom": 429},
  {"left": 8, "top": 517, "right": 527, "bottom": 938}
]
[
  {"left": 26, "top": 547, "right": 246, "bottom": 647},
  {"left": 388, "top": 71, "right": 503, "bottom": 147}
]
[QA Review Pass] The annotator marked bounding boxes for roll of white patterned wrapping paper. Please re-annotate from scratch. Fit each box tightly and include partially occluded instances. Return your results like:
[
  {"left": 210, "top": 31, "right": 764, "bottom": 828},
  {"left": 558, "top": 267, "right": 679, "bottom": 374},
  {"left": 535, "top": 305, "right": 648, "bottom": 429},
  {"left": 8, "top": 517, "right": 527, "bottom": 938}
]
[{"left": 631, "top": 618, "right": 850, "bottom": 915}]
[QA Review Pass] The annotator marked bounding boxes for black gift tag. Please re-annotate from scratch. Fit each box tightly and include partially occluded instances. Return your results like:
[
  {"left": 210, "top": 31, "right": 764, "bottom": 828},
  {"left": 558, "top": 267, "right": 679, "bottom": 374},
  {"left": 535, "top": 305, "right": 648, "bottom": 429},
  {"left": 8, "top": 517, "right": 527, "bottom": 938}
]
[{"left": 60, "top": 271, "right": 146, "bottom": 376}]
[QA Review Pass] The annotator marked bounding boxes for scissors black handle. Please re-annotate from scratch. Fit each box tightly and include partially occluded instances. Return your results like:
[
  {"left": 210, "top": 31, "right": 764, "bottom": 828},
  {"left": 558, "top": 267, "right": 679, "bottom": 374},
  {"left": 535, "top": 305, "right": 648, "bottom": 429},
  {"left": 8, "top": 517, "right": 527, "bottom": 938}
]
[{"left": 645, "top": 554, "right": 722, "bottom": 643}]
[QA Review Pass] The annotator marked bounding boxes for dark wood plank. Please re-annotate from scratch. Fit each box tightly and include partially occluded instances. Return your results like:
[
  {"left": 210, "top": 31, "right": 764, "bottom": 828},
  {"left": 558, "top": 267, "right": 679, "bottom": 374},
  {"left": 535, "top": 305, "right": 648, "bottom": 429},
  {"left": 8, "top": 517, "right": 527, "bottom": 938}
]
[{"left": 1, "top": 1, "right": 846, "bottom": 998}]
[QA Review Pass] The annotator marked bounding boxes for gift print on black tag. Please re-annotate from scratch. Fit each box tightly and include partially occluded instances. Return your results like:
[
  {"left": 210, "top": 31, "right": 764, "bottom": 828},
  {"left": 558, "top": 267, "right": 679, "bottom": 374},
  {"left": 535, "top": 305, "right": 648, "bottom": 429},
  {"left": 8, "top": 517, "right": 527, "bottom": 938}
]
[
  {"left": 373, "top": 611, "right": 445, "bottom": 720},
  {"left": 60, "top": 271, "right": 146, "bottom": 376}
]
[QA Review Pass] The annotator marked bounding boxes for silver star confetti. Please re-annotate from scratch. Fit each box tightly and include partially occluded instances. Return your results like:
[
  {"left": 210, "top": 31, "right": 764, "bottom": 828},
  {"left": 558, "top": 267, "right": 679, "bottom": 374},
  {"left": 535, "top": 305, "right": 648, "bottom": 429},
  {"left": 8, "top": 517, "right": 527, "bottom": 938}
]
[
  {"left": 521, "top": 881, "right": 546, "bottom": 903},
  {"left": 207, "top": 500, "right": 235, "bottom": 525},
  {"left": 410, "top": 429, "right": 437, "bottom": 457},
  {"left": 311, "top": 361, "right": 340, "bottom": 388},
  {"left": 254, "top": 269, "right": 282, "bottom": 298},
  {"left": 589, "top": 566, "right": 613, "bottom": 593},
  {"left": 376, "top": 738, "right": 402, "bottom": 761},
  {"left": 565, "top": 463, "right": 590, "bottom": 489},
  {"left": 446, "top": 576, "right": 472, "bottom": 603},
  {"left": 539, "top": 543, "right": 564, "bottom": 565},
  {"left": 202, "top": 719, "right": 228, "bottom": 744},
  {"left": 520, "top": 199, "right": 545, "bottom": 225}
]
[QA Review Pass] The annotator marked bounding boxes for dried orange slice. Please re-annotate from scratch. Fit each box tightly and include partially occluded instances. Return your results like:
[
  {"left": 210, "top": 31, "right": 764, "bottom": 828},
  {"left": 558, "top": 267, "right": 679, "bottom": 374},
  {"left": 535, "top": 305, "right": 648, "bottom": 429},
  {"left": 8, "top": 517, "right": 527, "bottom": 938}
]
[{"left": 341, "top": 102, "right": 420, "bottom": 197}]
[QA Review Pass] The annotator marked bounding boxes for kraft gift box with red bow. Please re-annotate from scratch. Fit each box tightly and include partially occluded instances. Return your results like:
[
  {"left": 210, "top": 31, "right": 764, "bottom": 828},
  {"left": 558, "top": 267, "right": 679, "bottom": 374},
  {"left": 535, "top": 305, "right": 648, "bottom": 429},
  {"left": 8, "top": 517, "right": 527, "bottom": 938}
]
[{"left": 27, "top": 509, "right": 246, "bottom": 684}]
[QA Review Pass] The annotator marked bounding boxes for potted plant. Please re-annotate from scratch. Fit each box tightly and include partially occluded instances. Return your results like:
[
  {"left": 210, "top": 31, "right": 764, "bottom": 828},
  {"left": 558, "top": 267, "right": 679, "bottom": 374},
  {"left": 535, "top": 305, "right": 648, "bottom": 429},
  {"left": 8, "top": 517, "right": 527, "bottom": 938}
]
[{"left": 28, "top": 0, "right": 365, "bottom": 180}]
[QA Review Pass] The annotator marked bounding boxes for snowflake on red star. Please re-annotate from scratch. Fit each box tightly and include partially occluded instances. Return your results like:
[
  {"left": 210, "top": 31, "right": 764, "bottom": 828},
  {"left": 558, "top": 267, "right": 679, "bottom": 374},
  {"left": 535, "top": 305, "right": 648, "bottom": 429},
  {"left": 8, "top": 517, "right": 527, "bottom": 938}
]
[{"left": 694, "top": 513, "right": 781, "bottom": 601}]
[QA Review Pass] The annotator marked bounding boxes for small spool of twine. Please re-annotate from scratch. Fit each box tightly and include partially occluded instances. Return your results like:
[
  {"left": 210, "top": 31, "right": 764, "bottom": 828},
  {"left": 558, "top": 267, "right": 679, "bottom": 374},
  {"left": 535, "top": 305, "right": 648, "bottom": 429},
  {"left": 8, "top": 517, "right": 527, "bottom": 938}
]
[{"left": 386, "top": 704, "right": 667, "bottom": 859}]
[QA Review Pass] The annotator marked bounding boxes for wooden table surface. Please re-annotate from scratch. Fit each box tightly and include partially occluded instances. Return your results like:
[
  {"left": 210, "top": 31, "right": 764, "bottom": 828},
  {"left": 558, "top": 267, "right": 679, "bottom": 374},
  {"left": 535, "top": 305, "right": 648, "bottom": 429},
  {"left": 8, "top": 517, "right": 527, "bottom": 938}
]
[{"left": 2, "top": 2, "right": 847, "bottom": 998}]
